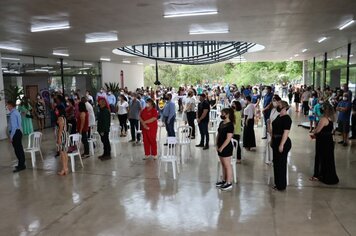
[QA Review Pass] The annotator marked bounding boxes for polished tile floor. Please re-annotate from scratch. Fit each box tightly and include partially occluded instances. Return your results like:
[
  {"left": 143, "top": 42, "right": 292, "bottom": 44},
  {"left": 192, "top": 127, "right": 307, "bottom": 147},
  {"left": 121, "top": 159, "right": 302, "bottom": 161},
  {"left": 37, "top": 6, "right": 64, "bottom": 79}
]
[{"left": 1, "top": 111, "right": 355, "bottom": 236}]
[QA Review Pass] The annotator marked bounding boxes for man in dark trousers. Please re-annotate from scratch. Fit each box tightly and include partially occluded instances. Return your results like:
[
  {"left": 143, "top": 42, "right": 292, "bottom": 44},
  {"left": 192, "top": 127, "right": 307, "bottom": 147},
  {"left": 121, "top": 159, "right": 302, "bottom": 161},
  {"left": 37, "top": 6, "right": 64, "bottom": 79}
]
[
  {"left": 196, "top": 93, "right": 210, "bottom": 150},
  {"left": 7, "top": 101, "right": 26, "bottom": 172},
  {"left": 97, "top": 98, "right": 111, "bottom": 160}
]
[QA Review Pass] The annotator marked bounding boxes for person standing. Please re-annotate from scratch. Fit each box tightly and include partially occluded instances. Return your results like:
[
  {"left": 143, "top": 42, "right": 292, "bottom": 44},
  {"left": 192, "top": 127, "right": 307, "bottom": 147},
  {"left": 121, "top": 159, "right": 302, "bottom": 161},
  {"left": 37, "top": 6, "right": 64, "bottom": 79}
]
[
  {"left": 215, "top": 108, "right": 235, "bottom": 191},
  {"left": 56, "top": 105, "right": 69, "bottom": 176},
  {"left": 7, "top": 101, "right": 26, "bottom": 173},
  {"left": 310, "top": 102, "right": 339, "bottom": 184},
  {"left": 301, "top": 87, "right": 312, "bottom": 116},
  {"left": 351, "top": 97, "right": 356, "bottom": 139},
  {"left": 243, "top": 96, "right": 256, "bottom": 150},
  {"left": 18, "top": 97, "right": 34, "bottom": 135},
  {"left": 336, "top": 93, "right": 352, "bottom": 146},
  {"left": 140, "top": 99, "right": 159, "bottom": 160},
  {"left": 261, "top": 86, "right": 273, "bottom": 139},
  {"left": 107, "top": 91, "right": 117, "bottom": 113},
  {"left": 82, "top": 97, "right": 96, "bottom": 138},
  {"left": 66, "top": 99, "right": 76, "bottom": 134},
  {"left": 77, "top": 102, "right": 90, "bottom": 158},
  {"left": 266, "top": 95, "right": 282, "bottom": 164},
  {"left": 293, "top": 88, "right": 301, "bottom": 112},
  {"left": 288, "top": 85, "right": 293, "bottom": 105},
  {"left": 86, "top": 90, "right": 94, "bottom": 105},
  {"left": 185, "top": 90, "right": 196, "bottom": 139},
  {"left": 128, "top": 93, "right": 142, "bottom": 143},
  {"left": 162, "top": 93, "right": 176, "bottom": 139},
  {"left": 35, "top": 94, "right": 46, "bottom": 131},
  {"left": 97, "top": 98, "right": 111, "bottom": 160},
  {"left": 271, "top": 101, "right": 292, "bottom": 191},
  {"left": 196, "top": 93, "right": 210, "bottom": 150},
  {"left": 231, "top": 100, "right": 242, "bottom": 163},
  {"left": 117, "top": 95, "right": 129, "bottom": 137}
]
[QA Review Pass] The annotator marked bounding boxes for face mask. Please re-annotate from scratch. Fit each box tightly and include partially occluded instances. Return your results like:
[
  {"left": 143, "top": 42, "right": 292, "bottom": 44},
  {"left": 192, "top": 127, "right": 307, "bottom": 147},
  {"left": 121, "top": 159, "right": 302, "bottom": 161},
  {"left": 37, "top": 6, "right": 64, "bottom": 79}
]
[
  {"left": 220, "top": 115, "right": 226, "bottom": 120},
  {"left": 272, "top": 101, "right": 278, "bottom": 107},
  {"left": 108, "top": 92, "right": 112, "bottom": 95},
  {"left": 100, "top": 90, "right": 103, "bottom": 93},
  {"left": 276, "top": 107, "right": 282, "bottom": 112},
  {"left": 343, "top": 97, "right": 348, "bottom": 101},
  {"left": 37, "top": 96, "right": 41, "bottom": 99}
]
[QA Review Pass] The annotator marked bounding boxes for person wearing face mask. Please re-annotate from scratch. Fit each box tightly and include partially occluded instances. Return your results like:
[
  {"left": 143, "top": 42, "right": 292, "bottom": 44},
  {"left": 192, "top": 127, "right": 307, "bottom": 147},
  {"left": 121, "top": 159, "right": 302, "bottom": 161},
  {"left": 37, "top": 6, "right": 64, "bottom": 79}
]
[
  {"left": 65, "top": 99, "right": 76, "bottom": 134},
  {"left": 96, "top": 88, "right": 107, "bottom": 104},
  {"left": 243, "top": 96, "right": 256, "bottom": 151},
  {"left": 140, "top": 99, "right": 159, "bottom": 160},
  {"left": 309, "top": 102, "right": 339, "bottom": 184},
  {"left": 271, "top": 101, "right": 292, "bottom": 191},
  {"left": 266, "top": 95, "right": 282, "bottom": 164},
  {"left": 231, "top": 100, "right": 242, "bottom": 163},
  {"left": 336, "top": 93, "right": 352, "bottom": 146},
  {"left": 215, "top": 108, "right": 235, "bottom": 191},
  {"left": 35, "top": 94, "right": 46, "bottom": 131},
  {"left": 262, "top": 86, "right": 274, "bottom": 139},
  {"left": 185, "top": 90, "right": 196, "bottom": 139},
  {"left": 128, "top": 93, "right": 142, "bottom": 143},
  {"left": 313, "top": 98, "right": 324, "bottom": 125},
  {"left": 107, "top": 90, "right": 116, "bottom": 113},
  {"left": 117, "top": 95, "right": 129, "bottom": 137}
]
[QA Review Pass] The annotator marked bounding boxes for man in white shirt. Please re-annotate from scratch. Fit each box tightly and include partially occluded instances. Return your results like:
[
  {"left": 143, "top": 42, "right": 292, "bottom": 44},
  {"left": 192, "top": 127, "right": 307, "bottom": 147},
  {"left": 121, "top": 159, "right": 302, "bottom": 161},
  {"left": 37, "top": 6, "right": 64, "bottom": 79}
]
[{"left": 301, "top": 87, "right": 312, "bottom": 116}]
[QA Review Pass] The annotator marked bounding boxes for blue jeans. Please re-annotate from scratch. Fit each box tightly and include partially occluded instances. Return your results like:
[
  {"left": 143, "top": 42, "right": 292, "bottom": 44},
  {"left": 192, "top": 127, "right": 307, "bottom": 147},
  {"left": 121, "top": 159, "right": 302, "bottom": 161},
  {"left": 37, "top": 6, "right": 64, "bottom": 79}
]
[
  {"left": 198, "top": 121, "right": 209, "bottom": 146},
  {"left": 165, "top": 119, "right": 175, "bottom": 137}
]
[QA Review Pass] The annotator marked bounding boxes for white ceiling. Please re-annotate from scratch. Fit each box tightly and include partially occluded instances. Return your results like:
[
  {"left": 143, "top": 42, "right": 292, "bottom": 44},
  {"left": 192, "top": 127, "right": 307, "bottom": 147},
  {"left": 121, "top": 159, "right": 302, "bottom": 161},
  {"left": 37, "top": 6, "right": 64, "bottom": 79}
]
[{"left": 1, "top": 0, "right": 356, "bottom": 64}]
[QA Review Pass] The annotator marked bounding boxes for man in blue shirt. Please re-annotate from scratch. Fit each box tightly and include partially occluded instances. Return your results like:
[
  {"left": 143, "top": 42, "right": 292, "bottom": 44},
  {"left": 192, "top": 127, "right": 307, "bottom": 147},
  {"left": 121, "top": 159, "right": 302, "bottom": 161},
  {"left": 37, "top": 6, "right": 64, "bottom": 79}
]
[
  {"left": 262, "top": 86, "right": 274, "bottom": 139},
  {"left": 107, "top": 91, "right": 116, "bottom": 113},
  {"left": 7, "top": 101, "right": 26, "bottom": 172},
  {"left": 337, "top": 93, "right": 352, "bottom": 146},
  {"left": 162, "top": 93, "right": 176, "bottom": 139}
]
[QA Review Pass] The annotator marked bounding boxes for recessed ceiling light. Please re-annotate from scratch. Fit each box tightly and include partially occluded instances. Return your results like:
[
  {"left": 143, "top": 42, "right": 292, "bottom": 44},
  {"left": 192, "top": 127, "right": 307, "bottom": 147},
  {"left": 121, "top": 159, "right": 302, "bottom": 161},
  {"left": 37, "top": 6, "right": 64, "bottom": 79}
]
[
  {"left": 100, "top": 57, "right": 111, "bottom": 61},
  {"left": 350, "top": 54, "right": 354, "bottom": 57},
  {"left": 31, "top": 22, "right": 70, "bottom": 32},
  {"left": 289, "top": 57, "right": 293, "bottom": 60},
  {"left": 53, "top": 52, "right": 69, "bottom": 57},
  {"left": 35, "top": 69, "right": 49, "bottom": 72},
  {"left": 83, "top": 62, "right": 93, "bottom": 66},
  {"left": 335, "top": 55, "right": 341, "bottom": 59},
  {"left": 164, "top": 10, "right": 218, "bottom": 18},
  {"left": 339, "top": 20, "right": 355, "bottom": 30},
  {"left": 302, "top": 49, "right": 308, "bottom": 53},
  {"left": 63, "top": 67, "right": 71, "bottom": 70},
  {"left": 123, "top": 60, "right": 131, "bottom": 64},
  {"left": 0, "top": 45, "right": 22, "bottom": 52},
  {"left": 56, "top": 61, "right": 68, "bottom": 65},
  {"left": 318, "top": 37, "right": 327, "bottom": 43},
  {"left": 85, "top": 31, "right": 118, "bottom": 43},
  {"left": 79, "top": 67, "right": 90, "bottom": 70},
  {"left": 294, "top": 54, "right": 299, "bottom": 57},
  {"left": 137, "top": 62, "right": 143, "bottom": 65},
  {"left": 189, "top": 29, "right": 229, "bottom": 35},
  {"left": 1, "top": 57, "right": 20, "bottom": 61}
]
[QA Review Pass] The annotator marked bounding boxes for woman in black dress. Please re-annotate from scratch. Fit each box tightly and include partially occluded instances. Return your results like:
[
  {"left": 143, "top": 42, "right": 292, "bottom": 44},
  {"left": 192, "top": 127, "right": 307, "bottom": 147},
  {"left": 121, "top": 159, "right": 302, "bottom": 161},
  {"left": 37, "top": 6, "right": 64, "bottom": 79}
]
[
  {"left": 272, "top": 101, "right": 292, "bottom": 191},
  {"left": 310, "top": 103, "right": 339, "bottom": 185},
  {"left": 243, "top": 96, "right": 256, "bottom": 150},
  {"left": 215, "top": 108, "right": 235, "bottom": 191},
  {"left": 293, "top": 88, "right": 301, "bottom": 112}
]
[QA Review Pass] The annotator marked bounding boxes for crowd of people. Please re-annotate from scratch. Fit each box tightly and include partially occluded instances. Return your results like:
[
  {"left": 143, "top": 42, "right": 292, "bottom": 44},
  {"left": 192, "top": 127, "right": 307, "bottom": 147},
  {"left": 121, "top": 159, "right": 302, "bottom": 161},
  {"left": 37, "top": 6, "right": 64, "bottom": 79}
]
[{"left": 7, "top": 82, "right": 356, "bottom": 191}]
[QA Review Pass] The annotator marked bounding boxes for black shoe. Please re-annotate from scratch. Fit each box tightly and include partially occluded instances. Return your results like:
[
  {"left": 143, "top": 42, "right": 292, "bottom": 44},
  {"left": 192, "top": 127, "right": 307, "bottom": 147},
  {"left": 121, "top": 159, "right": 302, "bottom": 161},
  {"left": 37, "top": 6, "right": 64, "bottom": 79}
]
[
  {"left": 261, "top": 137, "right": 267, "bottom": 140},
  {"left": 338, "top": 140, "right": 344, "bottom": 144},
  {"left": 129, "top": 140, "right": 135, "bottom": 143},
  {"left": 196, "top": 144, "right": 204, "bottom": 147},
  {"left": 220, "top": 182, "right": 233, "bottom": 191},
  {"left": 13, "top": 166, "right": 26, "bottom": 173},
  {"left": 55, "top": 151, "right": 60, "bottom": 157},
  {"left": 216, "top": 180, "right": 226, "bottom": 188},
  {"left": 164, "top": 143, "right": 168, "bottom": 146},
  {"left": 101, "top": 155, "right": 112, "bottom": 161},
  {"left": 343, "top": 142, "right": 348, "bottom": 147},
  {"left": 82, "top": 154, "right": 90, "bottom": 159},
  {"left": 203, "top": 146, "right": 209, "bottom": 150}
]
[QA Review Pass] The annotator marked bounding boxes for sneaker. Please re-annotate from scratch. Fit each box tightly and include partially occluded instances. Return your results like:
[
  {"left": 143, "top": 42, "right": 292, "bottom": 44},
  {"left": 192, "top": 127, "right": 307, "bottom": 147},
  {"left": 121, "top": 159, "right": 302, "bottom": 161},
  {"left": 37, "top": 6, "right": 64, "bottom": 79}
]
[
  {"left": 220, "top": 182, "right": 233, "bottom": 191},
  {"left": 215, "top": 180, "right": 226, "bottom": 187}
]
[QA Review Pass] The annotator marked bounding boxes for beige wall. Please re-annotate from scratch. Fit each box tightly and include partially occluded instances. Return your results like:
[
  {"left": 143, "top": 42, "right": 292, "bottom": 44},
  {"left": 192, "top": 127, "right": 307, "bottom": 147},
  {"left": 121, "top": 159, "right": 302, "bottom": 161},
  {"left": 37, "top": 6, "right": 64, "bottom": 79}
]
[{"left": 101, "top": 62, "right": 144, "bottom": 91}]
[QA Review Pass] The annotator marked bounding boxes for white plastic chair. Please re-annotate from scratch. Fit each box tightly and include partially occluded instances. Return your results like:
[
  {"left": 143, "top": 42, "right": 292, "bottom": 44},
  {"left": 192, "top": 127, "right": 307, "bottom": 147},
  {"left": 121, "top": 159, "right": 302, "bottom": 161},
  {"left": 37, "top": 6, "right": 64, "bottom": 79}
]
[
  {"left": 177, "top": 126, "right": 192, "bottom": 164},
  {"left": 111, "top": 112, "right": 116, "bottom": 120},
  {"left": 68, "top": 134, "right": 84, "bottom": 173},
  {"left": 109, "top": 125, "right": 121, "bottom": 157},
  {"left": 216, "top": 139, "right": 238, "bottom": 184},
  {"left": 158, "top": 120, "right": 165, "bottom": 143},
  {"left": 158, "top": 137, "right": 180, "bottom": 180},
  {"left": 210, "top": 109, "right": 218, "bottom": 122},
  {"left": 88, "top": 125, "right": 99, "bottom": 156},
  {"left": 24, "top": 132, "right": 43, "bottom": 167},
  {"left": 208, "top": 120, "right": 218, "bottom": 145}
]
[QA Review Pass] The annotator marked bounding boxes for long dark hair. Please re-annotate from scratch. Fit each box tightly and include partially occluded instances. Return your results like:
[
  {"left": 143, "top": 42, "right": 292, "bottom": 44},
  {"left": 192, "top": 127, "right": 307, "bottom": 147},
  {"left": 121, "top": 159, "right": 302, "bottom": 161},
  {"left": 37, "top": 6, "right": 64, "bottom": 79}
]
[
  {"left": 78, "top": 102, "right": 87, "bottom": 112},
  {"left": 146, "top": 98, "right": 156, "bottom": 108},
  {"left": 221, "top": 108, "right": 235, "bottom": 124},
  {"left": 232, "top": 100, "right": 242, "bottom": 112}
]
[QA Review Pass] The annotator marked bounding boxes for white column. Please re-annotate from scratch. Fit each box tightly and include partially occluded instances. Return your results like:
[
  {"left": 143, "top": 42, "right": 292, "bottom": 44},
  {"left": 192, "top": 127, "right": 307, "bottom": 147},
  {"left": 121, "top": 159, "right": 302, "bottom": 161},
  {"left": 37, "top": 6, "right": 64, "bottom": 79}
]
[{"left": 0, "top": 53, "right": 8, "bottom": 140}]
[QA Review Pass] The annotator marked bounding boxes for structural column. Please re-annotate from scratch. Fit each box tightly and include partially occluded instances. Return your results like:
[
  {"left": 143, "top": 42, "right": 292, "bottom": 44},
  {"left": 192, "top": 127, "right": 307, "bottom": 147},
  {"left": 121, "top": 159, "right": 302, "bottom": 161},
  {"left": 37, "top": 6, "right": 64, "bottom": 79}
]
[
  {"left": 302, "top": 60, "right": 310, "bottom": 85},
  {"left": 0, "top": 53, "right": 8, "bottom": 140}
]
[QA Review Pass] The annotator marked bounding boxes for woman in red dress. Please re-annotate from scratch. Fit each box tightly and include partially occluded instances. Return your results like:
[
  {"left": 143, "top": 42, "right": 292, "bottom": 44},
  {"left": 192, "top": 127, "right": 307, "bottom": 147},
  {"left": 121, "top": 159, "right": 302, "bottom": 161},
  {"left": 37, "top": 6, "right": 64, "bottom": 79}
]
[{"left": 140, "top": 98, "right": 159, "bottom": 160}]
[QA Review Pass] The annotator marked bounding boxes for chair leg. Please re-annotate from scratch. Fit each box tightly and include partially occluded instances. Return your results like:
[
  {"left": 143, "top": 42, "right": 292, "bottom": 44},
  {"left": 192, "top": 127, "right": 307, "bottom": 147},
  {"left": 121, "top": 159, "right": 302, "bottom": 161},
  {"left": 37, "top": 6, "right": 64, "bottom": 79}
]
[
  {"left": 70, "top": 155, "right": 75, "bottom": 172},
  {"left": 39, "top": 150, "right": 44, "bottom": 161},
  {"left": 172, "top": 161, "right": 176, "bottom": 179},
  {"left": 176, "top": 160, "right": 180, "bottom": 174},
  {"left": 232, "top": 162, "right": 237, "bottom": 184},
  {"left": 31, "top": 152, "right": 36, "bottom": 168},
  {"left": 79, "top": 154, "right": 84, "bottom": 168},
  {"left": 158, "top": 160, "right": 161, "bottom": 177}
]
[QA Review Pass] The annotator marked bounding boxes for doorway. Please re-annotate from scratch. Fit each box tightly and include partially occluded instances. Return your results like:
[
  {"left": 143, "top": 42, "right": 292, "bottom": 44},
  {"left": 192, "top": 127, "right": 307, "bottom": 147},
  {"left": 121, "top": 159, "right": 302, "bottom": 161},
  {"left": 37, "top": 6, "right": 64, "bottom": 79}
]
[{"left": 26, "top": 85, "right": 38, "bottom": 104}]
